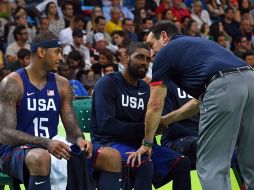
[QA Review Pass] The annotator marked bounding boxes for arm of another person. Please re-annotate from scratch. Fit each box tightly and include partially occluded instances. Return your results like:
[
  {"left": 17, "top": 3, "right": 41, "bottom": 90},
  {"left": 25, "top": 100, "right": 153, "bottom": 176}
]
[
  {"left": 58, "top": 76, "right": 92, "bottom": 156},
  {"left": 160, "top": 98, "right": 200, "bottom": 127}
]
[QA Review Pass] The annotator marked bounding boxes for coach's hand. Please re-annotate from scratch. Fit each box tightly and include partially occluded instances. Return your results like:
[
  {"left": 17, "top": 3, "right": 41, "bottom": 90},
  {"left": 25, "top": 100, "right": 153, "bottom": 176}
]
[
  {"left": 47, "top": 139, "right": 71, "bottom": 160},
  {"left": 126, "top": 145, "right": 152, "bottom": 167},
  {"left": 77, "top": 137, "right": 93, "bottom": 158}
]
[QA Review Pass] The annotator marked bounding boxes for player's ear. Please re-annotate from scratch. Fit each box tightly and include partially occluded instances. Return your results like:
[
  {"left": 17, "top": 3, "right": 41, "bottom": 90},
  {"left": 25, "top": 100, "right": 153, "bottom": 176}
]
[{"left": 36, "top": 47, "right": 46, "bottom": 58}]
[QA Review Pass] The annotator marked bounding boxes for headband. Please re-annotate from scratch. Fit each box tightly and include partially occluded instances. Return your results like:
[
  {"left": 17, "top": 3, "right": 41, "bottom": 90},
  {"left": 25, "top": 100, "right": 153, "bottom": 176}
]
[{"left": 30, "top": 39, "right": 62, "bottom": 53}]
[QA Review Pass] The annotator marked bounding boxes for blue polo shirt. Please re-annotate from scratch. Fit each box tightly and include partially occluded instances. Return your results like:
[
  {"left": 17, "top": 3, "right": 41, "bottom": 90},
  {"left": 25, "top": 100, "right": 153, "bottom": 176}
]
[{"left": 151, "top": 35, "right": 246, "bottom": 98}]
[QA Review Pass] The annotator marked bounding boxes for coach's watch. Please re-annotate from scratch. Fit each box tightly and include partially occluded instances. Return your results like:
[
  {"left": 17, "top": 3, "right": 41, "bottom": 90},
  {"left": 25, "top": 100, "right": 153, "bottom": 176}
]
[{"left": 142, "top": 139, "right": 153, "bottom": 148}]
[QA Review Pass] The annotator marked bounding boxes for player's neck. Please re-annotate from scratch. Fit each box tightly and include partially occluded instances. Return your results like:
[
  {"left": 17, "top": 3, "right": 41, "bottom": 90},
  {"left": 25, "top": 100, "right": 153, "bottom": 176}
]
[
  {"left": 26, "top": 60, "right": 48, "bottom": 82},
  {"left": 122, "top": 70, "right": 138, "bottom": 86}
]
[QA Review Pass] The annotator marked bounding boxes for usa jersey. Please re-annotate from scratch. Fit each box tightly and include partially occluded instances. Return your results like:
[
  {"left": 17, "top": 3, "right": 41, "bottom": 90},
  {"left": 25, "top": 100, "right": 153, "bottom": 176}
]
[
  {"left": 90, "top": 72, "right": 150, "bottom": 145},
  {"left": 16, "top": 68, "right": 61, "bottom": 138}
]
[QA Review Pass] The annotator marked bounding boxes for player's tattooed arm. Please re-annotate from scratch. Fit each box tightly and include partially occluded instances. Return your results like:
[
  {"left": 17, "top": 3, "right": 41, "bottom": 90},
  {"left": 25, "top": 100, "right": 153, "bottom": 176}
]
[
  {"left": 0, "top": 76, "right": 50, "bottom": 148},
  {"left": 145, "top": 84, "right": 167, "bottom": 142},
  {"left": 59, "top": 77, "right": 85, "bottom": 144}
]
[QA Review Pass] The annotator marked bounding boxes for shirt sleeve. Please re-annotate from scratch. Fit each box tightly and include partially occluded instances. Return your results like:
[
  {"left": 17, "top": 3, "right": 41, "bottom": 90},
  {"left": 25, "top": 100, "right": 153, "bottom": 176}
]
[
  {"left": 150, "top": 51, "right": 172, "bottom": 86},
  {"left": 93, "top": 76, "right": 144, "bottom": 141}
]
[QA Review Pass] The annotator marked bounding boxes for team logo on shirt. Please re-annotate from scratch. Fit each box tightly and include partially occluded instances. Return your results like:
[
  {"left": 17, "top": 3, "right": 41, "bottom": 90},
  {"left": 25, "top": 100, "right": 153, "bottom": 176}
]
[
  {"left": 121, "top": 94, "right": 144, "bottom": 110},
  {"left": 27, "top": 98, "right": 57, "bottom": 111}
]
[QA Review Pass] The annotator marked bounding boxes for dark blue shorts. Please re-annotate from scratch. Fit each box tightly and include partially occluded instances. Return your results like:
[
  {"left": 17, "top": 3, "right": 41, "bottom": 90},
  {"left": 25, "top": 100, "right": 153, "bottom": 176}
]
[
  {"left": 92, "top": 142, "right": 182, "bottom": 188},
  {"left": 0, "top": 145, "right": 34, "bottom": 185}
]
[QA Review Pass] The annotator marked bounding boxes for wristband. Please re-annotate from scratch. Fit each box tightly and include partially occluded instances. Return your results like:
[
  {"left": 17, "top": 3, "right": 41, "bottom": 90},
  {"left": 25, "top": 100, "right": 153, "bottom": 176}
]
[{"left": 142, "top": 139, "right": 153, "bottom": 148}]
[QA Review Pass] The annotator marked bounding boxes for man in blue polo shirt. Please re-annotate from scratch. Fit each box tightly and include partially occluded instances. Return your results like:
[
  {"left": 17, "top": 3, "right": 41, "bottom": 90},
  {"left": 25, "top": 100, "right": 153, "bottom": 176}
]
[{"left": 128, "top": 20, "right": 254, "bottom": 190}]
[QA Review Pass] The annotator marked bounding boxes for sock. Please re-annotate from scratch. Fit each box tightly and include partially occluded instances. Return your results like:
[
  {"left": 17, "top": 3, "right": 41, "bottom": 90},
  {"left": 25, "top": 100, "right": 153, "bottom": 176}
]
[
  {"left": 99, "top": 171, "right": 122, "bottom": 190},
  {"left": 28, "top": 175, "right": 51, "bottom": 190},
  {"left": 172, "top": 157, "right": 191, "bottom": 190},
  {"left": 134, "top": 160, "right": 153, "bottom": 190}
]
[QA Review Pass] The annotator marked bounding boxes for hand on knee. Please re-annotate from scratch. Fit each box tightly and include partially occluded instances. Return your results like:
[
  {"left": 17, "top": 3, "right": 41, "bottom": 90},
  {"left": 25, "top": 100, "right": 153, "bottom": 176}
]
[{"left": 25, "top": 148, "right": 51, "bottom": 176}]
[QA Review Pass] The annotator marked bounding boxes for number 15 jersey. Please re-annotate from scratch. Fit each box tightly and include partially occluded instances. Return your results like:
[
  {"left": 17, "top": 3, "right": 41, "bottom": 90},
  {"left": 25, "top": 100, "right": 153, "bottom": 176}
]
[{"left": 16, "top": 68, "right": 61, "bottom": 139}]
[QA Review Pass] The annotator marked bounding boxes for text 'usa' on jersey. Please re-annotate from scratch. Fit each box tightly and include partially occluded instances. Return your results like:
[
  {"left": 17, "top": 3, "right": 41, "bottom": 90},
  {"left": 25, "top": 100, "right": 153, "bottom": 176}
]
[
  {"left": 15, "top": 68, "right": 61, "bottom": 139},
  {"left": 90, "top": 72, "right": 150, "bottom": 144}
]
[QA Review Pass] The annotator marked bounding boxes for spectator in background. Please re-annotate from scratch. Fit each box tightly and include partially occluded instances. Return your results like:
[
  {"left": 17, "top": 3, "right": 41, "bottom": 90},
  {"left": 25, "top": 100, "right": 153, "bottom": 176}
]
[
  {"left": 235, "top": 19, "right": 253, "bottom": 48},
  {"left": 7, "top": 48, "right": 30, "bottom": 71},
  {"left": 44, "top": 1, "right": 65, "bottom": 36},
  {"left": 37, "top": 16, "right": 50, "bottom": 34},
  {"left": 209, "top": 21, "right": 232, "bottom": 48},
  {"left": 163, "top": 8, "right": 178, "bottom": 22},
  {"left": 222, "top": 7, "right": 240, "bottom": 40},
  {"left": 214, "top": 32, "right": 228, "bottom": 49},
  {"left": 0, "top": 17, "right": 8, "bottom": 52},
  {"left": 171, "top": 0, "right": 191, "bottom": 22},
  {"left": 200, "top": 23, "right": 210, "bottom": 39},
  {"left": 206, "top": 0, "right": 224, "bottom": 22},
  {"left": 5, "top": 25, "right": 30, "bottom": 65},
  {"left": 142, "top": 18, "right": 154, "bottom": 31},
  {"left": 181, "top": 16, "right": 191, "bottom": 35},
  {"left": 7, "top": 8, "right": 36, "bottom": 45},
  {"left": 98, "top": 48, "right": 115, "bottom": 66},
  {"left": 86, "top": 6, "right": 103, "bottom": 33},
  {"left": 234, "top": 35, "right": 251, "bottom": 58},
  {"left": 112, "top": 30, "right": 130, "bottom": 48},
  {"left": 191, "top": 0, "right": 211, "bottom": 30},
  {"left": 103, "top": 0, "right": 134, "bottom": 21},
  {"left": 62, "top": 29, "right": 91, "bottom": 70},
  {"left": 235, "top": 0, "right": 254, "bottom": 23},
  {"left": 184, "top": 19, "right": 200, "bottom": 36},
  {"left": 105, "top": 7, "right": 123, "bottom": 35},
  {"left": 35, "top": 0, "right": 63, "bottom": 19},
  {"left": 86, "top": 16, "right": 112, "bottom": 47},
  {"left": 122, "top": 18, "right": 138, "bottom": 42},
  {"left": 102, "top": 63, "right": 118, "bottom": 75},
  {"left": 62, "top": 1, "right": 74, "bottom": 28},
  {"left": 59, "top": 15, "right": 85, "bottom": 45},
  {"left": 0, "top": 50, "right": 4, "bottom": 69},
  {"left": 66, "top": 50, "right": 84, "bottom": 80},
  {"left": 242, "top": 50, "right": 254, "bottom": 67},
  {"left": 156, "top": 0, "right": 172, "bottom": 21}
]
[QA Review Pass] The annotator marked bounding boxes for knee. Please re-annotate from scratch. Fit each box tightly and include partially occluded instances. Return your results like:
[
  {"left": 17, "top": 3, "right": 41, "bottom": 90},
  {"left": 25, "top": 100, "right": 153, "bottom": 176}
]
[
  {"left": 95, "top": 147, "right": 121, "bottom": 172},
  {"left": 25, "top": 148, "right": 51, "bottom": 176},
  {"left": 174, "top": 156, "right": 191, "bottom": 174}
]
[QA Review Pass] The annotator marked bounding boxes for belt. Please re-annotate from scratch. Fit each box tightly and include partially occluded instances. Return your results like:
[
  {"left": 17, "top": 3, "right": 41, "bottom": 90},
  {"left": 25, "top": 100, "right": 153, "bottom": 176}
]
[{"left": 205, "top": 66, "right": 253, "bottom": 88}]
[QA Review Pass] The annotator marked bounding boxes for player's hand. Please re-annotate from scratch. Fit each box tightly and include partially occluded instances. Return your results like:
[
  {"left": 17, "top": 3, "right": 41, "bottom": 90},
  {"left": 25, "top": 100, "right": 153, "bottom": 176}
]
[
  {"left": 46, "top": 139, "right": 71, "bottom": 160},
  {"left": 77, "top": 137, "right": 93, "bottom": 158},
  {"left": 126, "top": 145, "right": 152, "bottom": 167}
]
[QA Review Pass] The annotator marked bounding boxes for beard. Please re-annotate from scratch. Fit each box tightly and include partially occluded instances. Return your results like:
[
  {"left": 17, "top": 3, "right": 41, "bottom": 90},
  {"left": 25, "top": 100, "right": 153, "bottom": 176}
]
[{"left": 127, "top": 60, "right": 148, "bottom": 79}]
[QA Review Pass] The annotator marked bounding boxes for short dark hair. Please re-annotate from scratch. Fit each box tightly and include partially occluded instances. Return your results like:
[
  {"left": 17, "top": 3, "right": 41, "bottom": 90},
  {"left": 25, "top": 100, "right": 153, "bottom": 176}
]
[
  {"left": 73, "top": 15, "right": 84, "bottom": 24},
  {"left": 62, "top": 1, "right": 73, "bottom": 10},
  {"left": 31, "top": 31, "right": 58, "bottom": 44},
  {"left": 13, "top": 25, "right": 27, "bottom": 41},
  {"left": 126, "top": 42, "right": 150, "bottom": 56},
  {"left": 242, "top": 50, "right": 254, "bottom": 60},
  {"left": 17, "top": 48, "right": 30, "bottom": 59},
  {"left": 95, "top": 16, "right": 106, "bottom": 24},
  {"left": 122, "top": 18, "right": 132, "bottom": 25},
  {"left": 151, "top": 20, "right": 179, "bottom": 39}
]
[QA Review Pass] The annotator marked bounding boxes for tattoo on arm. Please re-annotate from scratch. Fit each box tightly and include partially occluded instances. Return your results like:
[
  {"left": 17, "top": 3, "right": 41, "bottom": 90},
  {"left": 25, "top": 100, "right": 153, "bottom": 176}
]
[
  {"left": 60, "top": 79, "right": 84, "bottom": 144},
  {"left": 0, "top": 77, "right": 50, "bottom": 148}
]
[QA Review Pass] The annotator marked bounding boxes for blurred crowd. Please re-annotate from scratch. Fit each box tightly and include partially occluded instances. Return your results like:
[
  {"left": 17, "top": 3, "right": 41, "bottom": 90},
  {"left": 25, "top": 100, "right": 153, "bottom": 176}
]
[{"left": 0, "top": 0, "right": 254, "bottom": 95}]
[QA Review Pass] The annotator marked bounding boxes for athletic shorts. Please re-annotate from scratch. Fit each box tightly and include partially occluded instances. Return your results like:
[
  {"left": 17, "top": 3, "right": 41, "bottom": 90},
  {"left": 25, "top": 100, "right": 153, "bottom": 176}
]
[
  {"left": 92, "top": 142, "right": 182, "bottom": 188},
  {"left": 0, "top": 144, "right": 36, "bottom": 185}
]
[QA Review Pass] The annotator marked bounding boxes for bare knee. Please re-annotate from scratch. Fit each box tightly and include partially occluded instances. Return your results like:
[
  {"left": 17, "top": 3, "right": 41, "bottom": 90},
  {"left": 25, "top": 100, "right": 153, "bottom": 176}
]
[
  {"left": 95, "top": 147, "right": 121, "bottom": 172},
  {"left": 25, "top": 148, "right": 51, "bottom": 176}
]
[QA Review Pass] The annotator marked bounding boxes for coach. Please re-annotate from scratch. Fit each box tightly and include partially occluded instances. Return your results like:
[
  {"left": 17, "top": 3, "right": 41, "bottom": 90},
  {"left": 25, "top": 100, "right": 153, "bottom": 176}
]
[{"left": 128, "top": 20, "right": 254, "bottom": 190}]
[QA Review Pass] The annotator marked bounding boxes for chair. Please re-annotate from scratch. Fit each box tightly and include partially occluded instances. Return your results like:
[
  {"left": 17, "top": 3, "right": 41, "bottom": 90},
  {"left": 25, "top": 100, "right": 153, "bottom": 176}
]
[
  {"left": 0, "top": 172, "right": 20, "bottom": 190},
  {"left": 72, "top": 97, "right": 92, "bottom": 133}
]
